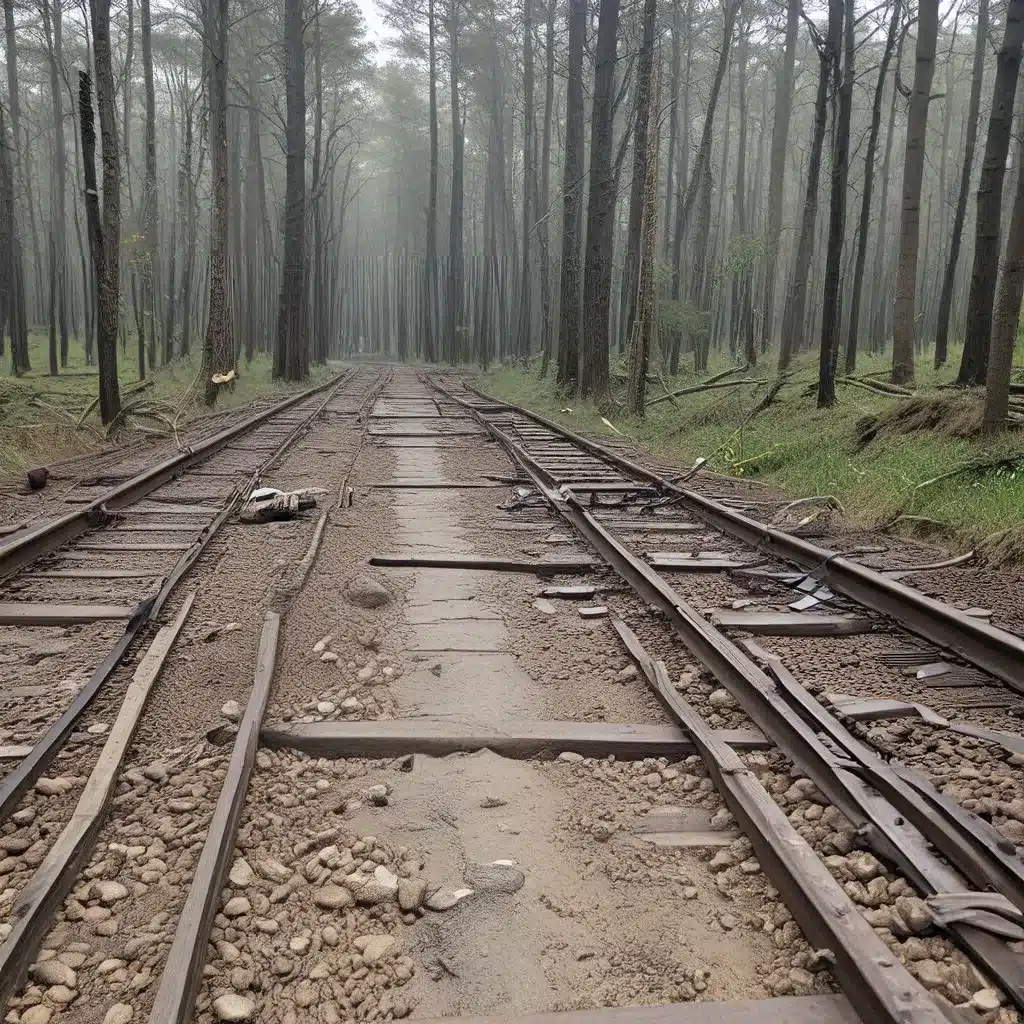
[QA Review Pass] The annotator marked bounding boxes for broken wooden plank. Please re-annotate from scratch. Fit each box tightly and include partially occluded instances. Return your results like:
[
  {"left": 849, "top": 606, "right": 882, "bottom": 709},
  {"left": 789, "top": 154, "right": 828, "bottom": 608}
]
[
  {"left": 116, "top": 524, "right": 206, "bottom": 533},
  {"left": 149, "top": 611, "right": 280, "bottom": 1024},
  {"left": 75, "top": 542, "right": 191, "bottom": 552},
  {"left": 0, "top": 594, "right": 194, "bottom": 1008},
  {"left": 29, "top": 568, "right": 163, "bottom": 579},
  {"left": 0, "top": 746, "right": 32, "bottom": 760},
  {"left": 579, "top": 606, "right": 609, "bottom": 619},
  {"left": 824, "top": 693, "right": 949, "bottom": 727},
  {"left": 366, "top": 480, "right": 505, "bottom": 489},
  {"left": 540, "top": 585, "right": 597, "bottom": 599},
  {"left": 0, "top": 603, "right": 137, "bottom": 625},
  {"left": 369, "top": 555, "right": 597, "bottom": 575},
  {"left": 648, "top": 555, "right": 749, "bottom": 571},
  {"left": 260, "top": 718, "right": 770, "bottom": 760},
  {"left": 712, "top": 611, "right": 874, "bottom": 636},
  {"left": 949, "top": 722, "right": 1024, "bottom": 760}
]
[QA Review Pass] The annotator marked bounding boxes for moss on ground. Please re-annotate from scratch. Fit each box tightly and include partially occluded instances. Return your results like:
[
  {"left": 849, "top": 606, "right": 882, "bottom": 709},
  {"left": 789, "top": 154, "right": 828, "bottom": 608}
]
[
  {"left": 1, "top": 331, "right": 333, "bottom": 480},
  {"left": 481, "top": 348, "right": 1024, "bottom": 565}
]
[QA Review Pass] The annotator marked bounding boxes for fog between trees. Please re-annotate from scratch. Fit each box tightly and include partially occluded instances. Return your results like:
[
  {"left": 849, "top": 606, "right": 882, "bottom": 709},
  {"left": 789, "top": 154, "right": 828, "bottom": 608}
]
[{"left": 1, "top": 0, "right": 1023, "bottom": 429}]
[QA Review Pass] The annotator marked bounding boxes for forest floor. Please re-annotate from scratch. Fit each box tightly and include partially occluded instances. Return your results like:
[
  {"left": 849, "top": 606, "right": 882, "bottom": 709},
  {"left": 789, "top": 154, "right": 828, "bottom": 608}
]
[
  {"left": 0, "top": 331, "right": 332, "bottom": 480},
  {"left": 482, "top": 345, "right": 1024, "bottom": 566}
]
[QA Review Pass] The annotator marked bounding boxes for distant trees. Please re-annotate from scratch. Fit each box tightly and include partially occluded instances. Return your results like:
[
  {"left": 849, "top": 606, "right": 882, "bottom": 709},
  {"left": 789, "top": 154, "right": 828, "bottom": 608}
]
[
  {"left": 1, "top": 0, "right": 1023, "bottom": 431},
  {"left": 891, "top": 0, "right": 939, "bottom": 386}
]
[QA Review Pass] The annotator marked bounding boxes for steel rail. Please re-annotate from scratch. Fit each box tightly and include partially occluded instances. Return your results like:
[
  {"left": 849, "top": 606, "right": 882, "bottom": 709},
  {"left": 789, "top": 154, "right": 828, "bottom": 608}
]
[
  {"left": 145, "top": 371, "right": 389, "bottom": 1024},
  {"left": 0, "top": 370, "right": 357, "bottom": 827},
  {"left": 459, "top": 380, "right": 1024, "bottom": 693},
  {"left": 613, "top": 620, "right": 948, "bottom": 1024},
  {"left": 432, "top": 376, "right": 1024, "bottom": 1012},
  {"left": 0, "top": 371, "right": 350, "bottom": 579},
  {"left": 427, "top": 376, "right": 949, "bottom": 1024}
]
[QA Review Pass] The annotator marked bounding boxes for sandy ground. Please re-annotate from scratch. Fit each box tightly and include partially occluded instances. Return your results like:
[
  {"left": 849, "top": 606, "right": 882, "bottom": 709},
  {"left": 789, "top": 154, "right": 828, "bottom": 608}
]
[{"left": 1, "top": 365, "right": 1021, "bottom": 1024}]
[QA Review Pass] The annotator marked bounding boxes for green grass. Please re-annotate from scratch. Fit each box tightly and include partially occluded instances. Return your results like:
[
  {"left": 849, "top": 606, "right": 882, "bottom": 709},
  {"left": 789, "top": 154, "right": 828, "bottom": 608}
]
[
  {"left": 481, "top": 346, "right": 1024, "bottom": 563},
  {"left": 1, "top": 331, "right": 333, "bottom": 480}
]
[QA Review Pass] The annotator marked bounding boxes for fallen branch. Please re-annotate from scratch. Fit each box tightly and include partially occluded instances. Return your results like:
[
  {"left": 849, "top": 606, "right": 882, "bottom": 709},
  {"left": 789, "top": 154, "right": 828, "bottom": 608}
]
[
  {"left": 837, "top": 376, "right": 913, "bottom": 398},
  {"left": 744, "top": 376, "right": 791, "bottom": 421},
  {"left": 656, "top": 370, "right": 680, "bottom": 409},
  {"left": 914, "top": 455, "right": 1024, "bottom": 492},
  {"left": 104, "top": 396, "right": 175, "bottom": 438},
  {"left": 77, "top": 378, "right": 153, "bottom": 429},
  {"left": 770, "top": 495, "right": 845, "bottom": 523},
  {"left": 882, "top": 551, "right": 975, "bottom": 572},
  {"left": 647, "top": 365, "right": 756, "bottom": 407},
  {"left": 882, "top": 514, "right": 956, "bottom": 534}
]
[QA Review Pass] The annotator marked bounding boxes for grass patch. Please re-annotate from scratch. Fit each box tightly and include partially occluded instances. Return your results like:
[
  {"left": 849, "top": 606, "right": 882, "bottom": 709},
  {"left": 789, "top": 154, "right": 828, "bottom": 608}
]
[
  {"left": 481, "top": 347, "right": 1024, "bottom": 564},
  {"left": 1, "top": 332, "right": 332, "bottom": 481}
]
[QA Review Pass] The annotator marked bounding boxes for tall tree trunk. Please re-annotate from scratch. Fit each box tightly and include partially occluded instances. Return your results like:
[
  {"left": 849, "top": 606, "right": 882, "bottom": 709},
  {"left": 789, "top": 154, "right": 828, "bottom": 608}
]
[
  {"left": 202, "top": 0, "right": 233, "bottom": 400},
  {"left": 845, "top": 0, "right": 901, "bottom": 373},
  {"left": 956, "top": 0, "right": 1024, "bottom": 386},
  {"left": 626, "top": 28, "right": 660, "bottom": 414},
  {"left": 731, "top": 23, "right": 755, "bottom": 367},
  {"left": 935, "top": 0, "right": 987, "bottom": 368},
  {"left": 516, "top": 0, "right": 534, "bottom": 359},
  {"left": 779, "top": 41, "right": 829, "bottom": 371},
  {"left": 579, "top": 0, "right": 621, "bottom": 397},
  {"left": 680, "top": 0, "right": 739, "bottom": 374},
  {"left": 816, "top": 0, "right": 853, "bottom": 407},
  {"left": 870, "top": 51, "right": 901, "bottom": 352},
  {"left": 620, "top": 0, "right": 657, "bottom": 355},
  {"left": 3, "top": 0, "right": 28, "bottom": 373},
  {"left": 275, "top": 0, "right": 307, "bottom": 381},
  {"left": 141, "top": 0, "right": 158, "bottom": 368},
  {"left": 538, "top": 0, "right": 556, "bottom": 375},
  {"left": 891, "top": 0, "right": 938, "bottom": 385},
  {"left": 446, "top": 0, "right": 464, "bottom": 363},
  {"left": 80, "top": 60, "right": 120, "bottom": 423},
  {"left": 982, "top": 127, "right": 1024, "bottom": 431},
  {"left": 0, "top": 107, "right": 28, "bottom": 374},
  {"left": 424, "top": 0, "right": 438, "bottom": 362},
  {"left": 42, "top": 0, "right": 68, "bottom": 375},
  {"left": 668, "top": 0, "right": 694, "bottom": 375},
  {"left": 662, "top": 0, "right": 681, "bottom": 262},
  {"left": 556, "top": 0, "right": 586, "bottom": 391},
  {"left": 760, "top": 0, "right": 800, "bottom": 355}
]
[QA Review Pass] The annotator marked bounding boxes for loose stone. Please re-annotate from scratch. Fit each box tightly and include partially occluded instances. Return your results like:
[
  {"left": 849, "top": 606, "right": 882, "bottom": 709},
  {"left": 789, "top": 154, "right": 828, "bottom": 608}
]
[{"left": 213, "top": 994, "right": 257, "bottom": 1021}]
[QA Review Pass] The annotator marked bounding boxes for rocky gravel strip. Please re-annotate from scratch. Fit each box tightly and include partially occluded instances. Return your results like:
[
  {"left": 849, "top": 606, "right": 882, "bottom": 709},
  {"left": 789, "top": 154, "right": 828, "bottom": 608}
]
[{"left": 192, "top": 750, "right": 433, "bottom": 1023}]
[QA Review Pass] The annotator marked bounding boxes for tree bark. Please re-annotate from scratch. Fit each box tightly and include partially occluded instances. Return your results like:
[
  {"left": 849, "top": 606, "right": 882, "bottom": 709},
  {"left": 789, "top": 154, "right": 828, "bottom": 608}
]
[
  {"left": 982, "top": 126, "right": 1024, "bottom": 431},
  {"left": 556, "top": 0, "right": 586, "bottom": 392},
  {"left": 202, "top": 0, "right": 233, "bottom": 401},
  {"left": 626, "top": 39, "right": 660, "bottom": 415},
  {"left": 580, "top": 0, "right": 621, "bottom": 397},
  {"left": 41, "top": 0, "right": 68, "bottom": 375},
  {"left": 275, "top": 0, "right": 307, "bottom": 381},
  {"left": 446, "top": 0, "right": 465, "bottom": 363},
  {"left": 779, "top": 39, "right": 829, "bottom": 371},
  {"left": 424, "top": 0, "right": 439, "bottom": 362},
  {"left": 516, "top": 0, "right": 535, "bottom": 359},
  {"left": 956, "top": 0, "right": 1024, "bottom": 386},
  {"left": 934, "top": 0, "right": 987, "bottom": 368},
  {"left": 816, "top": 0, "right": 853, "bottom": 407},
  {"left": 79, "top": 61, "right": 120, "bottom": 424},
  {"left": 141, "top": 0, "right": 158, "bottom": 368},
  {"left": 760, "top": 0, "right": 800, "bottom": 355},
  {"left": 538, "top": 0, "right": 556, "bottom": 375},
  {"left": 845, "top": 0, "right": 901, "bottom": 374},
  {"left": 620, "top": 0, "right": 657, "bottom": 355},
  {"left": 890, "top": 0, "right": 939, "bottom": 386}
]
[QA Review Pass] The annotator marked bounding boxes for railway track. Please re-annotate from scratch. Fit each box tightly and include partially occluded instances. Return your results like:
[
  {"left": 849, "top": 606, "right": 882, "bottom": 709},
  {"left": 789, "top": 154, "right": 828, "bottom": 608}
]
[
  {"left": 0, "top": 366, "right": 387, "bottom": 1008},
  {"left": 2, "top": 363, "right": 1023, "bottom": 1024}
]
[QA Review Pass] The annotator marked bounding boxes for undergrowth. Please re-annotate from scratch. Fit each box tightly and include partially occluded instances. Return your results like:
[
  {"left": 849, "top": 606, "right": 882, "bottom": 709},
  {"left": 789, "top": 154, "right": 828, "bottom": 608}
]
[
  {"left": 481, "top": 347, "right": 1024, "bottom": 565},
  {"left": 1, "top": 332, "right": 333, "bottom": 480}
]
